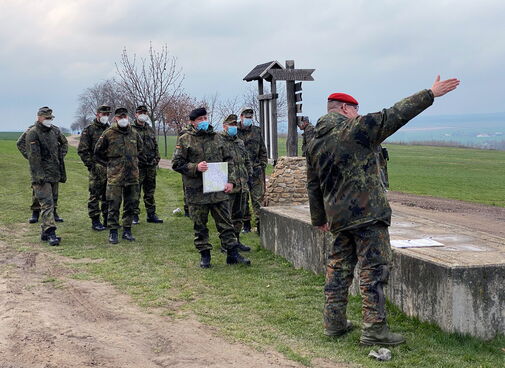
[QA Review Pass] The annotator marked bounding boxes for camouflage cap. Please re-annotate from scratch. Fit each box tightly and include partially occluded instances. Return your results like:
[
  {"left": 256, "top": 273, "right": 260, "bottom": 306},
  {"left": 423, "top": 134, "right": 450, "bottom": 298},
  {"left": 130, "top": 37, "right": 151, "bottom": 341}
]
[
  {"left": 37, "top": 106, "right": 54, "bottom": 118},
  {"left": 239, "top": 107, "right": 254, "bottom": 118},
  {"left": 114, "top": 107, "right": 128, "bottom": 116},
  {"left": 96, "top": 104, "right": 112, "bottom": 113},
  {"left": 223, "top": 114, "right": 238, "bottom": 125},
  {"left": 136, "top": 105, "right": 148, "bottom": 113}
]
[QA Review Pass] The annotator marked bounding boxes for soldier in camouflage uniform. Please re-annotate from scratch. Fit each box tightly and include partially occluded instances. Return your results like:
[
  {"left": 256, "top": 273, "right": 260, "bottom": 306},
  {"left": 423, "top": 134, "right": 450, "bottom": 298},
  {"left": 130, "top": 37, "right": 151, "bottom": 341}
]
[
  {"left": 17, "top": 123, "right": 67, "bottom": 223},
  {"left": 78, "top": 105, "right": 111, "bottom": 231},
  {"left": 24, "top": 107, "right": 68, "bottom": 246},
  {"left": 306, "top": 76, "right": 459, "bottom": 345},
  {"left": 172, "top": 107, "right": 251, "bottom": 268},
  {"left": 94, "top": 107, "right": 143, "bottom": 244},
  {"left": 297, "top": 117, "right": 316, "bottom": 157},
  {"left": 131, "top": 105, "right": 163, "bottom": 224},
  {"left": 237, "top": 107, "right": 267, "bottom": 234},
  {"left": 221, "top": 114, "right": 253, "bottom": 252},
  {"left": 177, "top": 124, "right": 190, "bottom": 217}
]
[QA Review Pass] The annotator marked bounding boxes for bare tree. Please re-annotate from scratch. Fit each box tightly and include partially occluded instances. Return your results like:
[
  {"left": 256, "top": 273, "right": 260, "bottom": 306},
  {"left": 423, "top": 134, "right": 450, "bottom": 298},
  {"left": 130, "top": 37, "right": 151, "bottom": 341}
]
[
  {"left": 198, "top": 93, "right": 220, "bottom": 129},
  {"left": 115, "top": 43, "right": 184, "bottom": 128}
]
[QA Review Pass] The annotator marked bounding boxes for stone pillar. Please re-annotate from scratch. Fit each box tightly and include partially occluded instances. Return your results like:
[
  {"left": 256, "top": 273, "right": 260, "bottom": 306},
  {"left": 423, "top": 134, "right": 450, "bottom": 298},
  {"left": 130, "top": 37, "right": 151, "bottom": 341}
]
[{"left": 264, "top": 156, "right": 308, "bottom": 206}]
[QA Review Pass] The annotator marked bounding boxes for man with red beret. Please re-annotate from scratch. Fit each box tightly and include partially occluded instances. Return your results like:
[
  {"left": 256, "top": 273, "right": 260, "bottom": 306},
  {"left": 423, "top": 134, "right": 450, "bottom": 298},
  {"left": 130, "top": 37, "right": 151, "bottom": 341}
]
[{"left": 306, "top": 76, "right": 459, "bottom": 345}]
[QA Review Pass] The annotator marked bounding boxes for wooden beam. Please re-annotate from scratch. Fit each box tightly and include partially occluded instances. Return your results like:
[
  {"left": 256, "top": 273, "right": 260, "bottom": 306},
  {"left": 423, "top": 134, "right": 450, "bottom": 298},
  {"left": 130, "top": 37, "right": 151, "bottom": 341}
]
[
  {"left": 294, "top": 82, "right": 302, "bottom": 92},
  {"left": 296, "top": 104, "right": 303, "bottom": 114},
  {"left": 268, "top": 68, "right": 315, "bottom": 81},
  {"left": 285, "top": 60, "right": 298, "bottom": 157},
  {"left": 295, "top": 93, "right": 302, "bottom": 102}
]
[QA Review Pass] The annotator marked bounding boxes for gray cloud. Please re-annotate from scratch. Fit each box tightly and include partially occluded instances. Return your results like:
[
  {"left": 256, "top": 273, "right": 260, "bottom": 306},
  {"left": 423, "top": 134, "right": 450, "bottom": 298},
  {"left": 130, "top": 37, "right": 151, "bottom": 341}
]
[{"left": 1, "top": 0, "right": 504, "bottom": 131}]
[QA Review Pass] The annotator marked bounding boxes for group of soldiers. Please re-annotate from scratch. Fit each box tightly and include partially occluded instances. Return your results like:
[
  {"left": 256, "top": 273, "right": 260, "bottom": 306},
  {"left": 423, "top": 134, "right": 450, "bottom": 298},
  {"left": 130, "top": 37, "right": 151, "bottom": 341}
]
[
  {"left": 17, "top": 104, "right": 267, "bottom": 268},
  {"left": 17, "top": 75, "right": 459, "bottom": 347}
]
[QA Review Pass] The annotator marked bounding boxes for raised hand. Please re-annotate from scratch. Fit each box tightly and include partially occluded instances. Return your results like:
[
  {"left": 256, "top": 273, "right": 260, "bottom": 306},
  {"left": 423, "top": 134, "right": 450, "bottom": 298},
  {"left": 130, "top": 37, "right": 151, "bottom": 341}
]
[
  {"left": 197, "top": 161, "right": 208, "bottom": 172},
  {"left": 431, "top": 75, "right": 460, "bottom": 97}
]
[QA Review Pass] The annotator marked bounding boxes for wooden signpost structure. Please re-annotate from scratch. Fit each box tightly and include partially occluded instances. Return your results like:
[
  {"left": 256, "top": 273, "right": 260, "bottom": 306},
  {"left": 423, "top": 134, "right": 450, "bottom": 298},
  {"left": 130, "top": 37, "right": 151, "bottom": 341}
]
[{"left": 243, "top": 60, "right": 315, "bottom": 160}]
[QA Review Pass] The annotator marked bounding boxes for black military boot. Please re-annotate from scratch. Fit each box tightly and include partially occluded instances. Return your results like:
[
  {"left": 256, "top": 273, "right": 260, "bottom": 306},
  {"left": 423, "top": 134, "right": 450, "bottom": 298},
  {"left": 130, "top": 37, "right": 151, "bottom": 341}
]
[
  {"left": 242, "top": 220, "right": 251, "bottom": 233},
  {"left": 200, "top": 249, "right": 211, "bottom": 268},
  {"left": 42, "top": 227, "right": 60, "bottom": 246},
  {"left": 236, "top": 234, "right": 251, "bottom": 252},
  {"left": 41, "top": 228, "right": 61, "bottom": 243},
  {"left": 122, "top": 227, "right": 136, "bottom": 241},
  {"left": 54, "top": 210, "right": 64, "bottom": 222},
  {"left": 226, "top": 246, "right": 251, "bottom": 266},
  {"left": 132, "top": 214, "right": 140, "bottom": 225},
  {"left": 91, "top": 216, "right": 106, "bottom": 231},
  {"left": 146, "top": 213, "right": 163, "bottom": 223},
  {"left": 29, "top": 210, "right": 40, "bottom": 224},
  {"left": 324, "top": 320, "right": 354, "bottom": 337},
  {"left": 184, "top": 206, "right": 190, "bottom": 217},
  {"left": 109, "top": 229, "right": 119, "bottom": 244}
]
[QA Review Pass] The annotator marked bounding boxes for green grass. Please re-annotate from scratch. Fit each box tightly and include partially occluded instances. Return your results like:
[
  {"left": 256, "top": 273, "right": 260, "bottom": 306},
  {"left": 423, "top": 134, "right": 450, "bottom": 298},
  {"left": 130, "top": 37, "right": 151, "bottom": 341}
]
[
  {"left": 0, "top": 131, "right": 23, "bottom": 140},
  {"left": 385, "top": 144, "right": 505, "bottom": 207},
  {"left": 1, "top": 140, "right": 504, "bottom": 367}
]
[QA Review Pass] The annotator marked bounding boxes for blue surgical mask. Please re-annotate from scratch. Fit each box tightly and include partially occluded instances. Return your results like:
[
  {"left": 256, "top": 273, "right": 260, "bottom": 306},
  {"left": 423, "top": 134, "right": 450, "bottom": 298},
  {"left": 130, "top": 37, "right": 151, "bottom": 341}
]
[
  {"left": 243, "top": 118, "right": 253, "bottom": 127},
  {"left": 197, "top": 121, "right": 209, "bottom": 131},
  {"left": 227, "top": 126, "right": 237, "bottom": 136}
]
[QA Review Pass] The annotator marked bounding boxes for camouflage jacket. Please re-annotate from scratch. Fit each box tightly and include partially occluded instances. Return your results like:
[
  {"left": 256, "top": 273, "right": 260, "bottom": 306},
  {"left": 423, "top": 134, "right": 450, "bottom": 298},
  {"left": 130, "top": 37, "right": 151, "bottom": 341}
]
[
  {"left": 94, "top": 123, "right": 143, "bottom": 186},
  {"left": 237, "top": 125, "right": 267, "bottom": 175},
  {"left": 132, "top": 120, "right": 160, "bottom": 167},
  {"left": 172, "top": 125, "right": 236, "bottom": 204},
  {"left": 306, "top": 89, "right": 434, "bottom": 233},
  {"left": 24, "top": 123, "right": 68, "bottom": 184},
  {"left": 220, "top": 132, "right": 252, "bottom": 193},
  {"left": 78, "top": 119, "right": 110, "bottom": 169},
  {"left": 301, "top": 124, "right": 316, "bottom": 157}
]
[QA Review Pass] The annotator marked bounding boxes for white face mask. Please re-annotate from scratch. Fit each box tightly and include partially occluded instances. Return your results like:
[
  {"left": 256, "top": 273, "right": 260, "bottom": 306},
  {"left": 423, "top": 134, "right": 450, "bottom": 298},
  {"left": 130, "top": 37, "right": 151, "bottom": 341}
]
[
  {"left": 42, "top": 119, "right": 52, "bottom": 128},
  {"left": 138, "top": 114, "right": 149, "bottom": 122},
  {"left": 117, "top": 118, "right": 129, "bottom": 128},
  {"left": 99, "top": 116, "right": 109, "bottom": 124}
]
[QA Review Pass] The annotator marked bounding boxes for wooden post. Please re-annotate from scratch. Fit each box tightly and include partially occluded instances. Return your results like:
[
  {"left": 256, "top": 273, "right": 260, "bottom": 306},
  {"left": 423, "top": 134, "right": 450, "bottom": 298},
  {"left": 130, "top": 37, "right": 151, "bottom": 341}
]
[
  {"left": 285, "top": 60, "right": 298, "bottom": 157},
  {"left": 258, "top": 79, "right": 265, "bottom": 139},
  {"left": 270, "top": 79, "right": 278, "bottom": 161}
]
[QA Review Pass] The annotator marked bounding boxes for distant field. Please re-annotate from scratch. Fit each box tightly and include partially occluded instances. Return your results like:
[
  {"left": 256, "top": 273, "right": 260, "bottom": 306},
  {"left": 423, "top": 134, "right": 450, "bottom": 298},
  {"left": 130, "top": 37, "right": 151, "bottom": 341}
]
[
  {"left": 3, "top": 132, "right": 504, "bottom": 207},
  {"left": 0, "top": 131, "right": 22, "bottom": 140}
]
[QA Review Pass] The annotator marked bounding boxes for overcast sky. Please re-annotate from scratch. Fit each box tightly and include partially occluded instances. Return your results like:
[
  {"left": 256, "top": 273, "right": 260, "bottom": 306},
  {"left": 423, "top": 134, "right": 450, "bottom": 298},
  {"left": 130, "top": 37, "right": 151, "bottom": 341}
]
[{"left": 1, "top": 0, "right": 504, "bottom": 131}]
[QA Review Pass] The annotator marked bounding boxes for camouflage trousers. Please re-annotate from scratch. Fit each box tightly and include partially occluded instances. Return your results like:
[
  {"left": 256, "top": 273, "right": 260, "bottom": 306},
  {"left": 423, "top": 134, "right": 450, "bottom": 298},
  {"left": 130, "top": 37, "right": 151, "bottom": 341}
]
[
  {"left": 106, "top": 184, "right": 139, "bottom": 229},
  {"left": 324, "top": 222, "right": 392, "bottom": 331},
  {"left": 31, "top": 183, "right": 59, "bottom": 211},
  {"left": 135, "top": 166, "right": 157, "bottom": 216},
  {"left": 243, "top": 170, "right": 265, "bottom": 224},
  {"left": 88, "top": 165, "right": 107, "bottom": 219},
  {"left": 188, "top": 200, "right": 237, "bottom": 252},
  {"left": 182, "top": 180, "right": 188, "bottom": 215},
  {"left": 228, "top": 191, "right": 249, "bottom": 236},
  {"left": 32, "top": 182, "right": 58, "bottom": 232}
]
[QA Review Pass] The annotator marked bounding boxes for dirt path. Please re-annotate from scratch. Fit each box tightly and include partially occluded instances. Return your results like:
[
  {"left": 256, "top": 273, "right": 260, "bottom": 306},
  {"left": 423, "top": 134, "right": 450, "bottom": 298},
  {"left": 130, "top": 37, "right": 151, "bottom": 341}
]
[
  {"left": 388, "top": 191, "right": 505, "bottom": 238},
  {"left": 1, "top": 233, "right": 350, "bottom": 368}
]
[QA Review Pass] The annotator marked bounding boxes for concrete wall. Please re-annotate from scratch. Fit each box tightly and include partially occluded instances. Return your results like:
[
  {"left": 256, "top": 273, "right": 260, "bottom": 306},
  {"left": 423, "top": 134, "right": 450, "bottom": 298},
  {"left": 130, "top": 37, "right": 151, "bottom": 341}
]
[{"left": 260, "top": 206, "right": 505, "bottom": 339}]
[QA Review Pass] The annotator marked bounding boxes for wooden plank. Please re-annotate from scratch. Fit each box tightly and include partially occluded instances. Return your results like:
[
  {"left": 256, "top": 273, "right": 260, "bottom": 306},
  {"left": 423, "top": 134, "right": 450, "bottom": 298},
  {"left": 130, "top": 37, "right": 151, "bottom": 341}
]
[
  {"left": 296, "top": 104, "right": 303, "bottom": 113},
  {"left": 294, "top": 82, "right": 302, "bottom": 92},
  {"left": 295, "top": 93, "right": 302, "bottom": 102},
  {"left": 258, "top": 93, "right": 278, "bottom": 101},
  {"left": 285, "top": 60, "right": 298, "bottom": 157},
  {"left": 269, "top": 68, "right": 315, "bottom": 81}
]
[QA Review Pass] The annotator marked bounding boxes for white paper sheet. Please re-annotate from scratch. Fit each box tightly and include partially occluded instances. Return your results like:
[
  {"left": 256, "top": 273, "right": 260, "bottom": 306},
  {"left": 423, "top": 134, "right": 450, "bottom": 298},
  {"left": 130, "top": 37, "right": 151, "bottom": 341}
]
[
  {"left": 391, "top": 238, "right": 444, "bottom": 248},
  {"left": 202, "top": 162, "right": 228, "bottom": 193}
]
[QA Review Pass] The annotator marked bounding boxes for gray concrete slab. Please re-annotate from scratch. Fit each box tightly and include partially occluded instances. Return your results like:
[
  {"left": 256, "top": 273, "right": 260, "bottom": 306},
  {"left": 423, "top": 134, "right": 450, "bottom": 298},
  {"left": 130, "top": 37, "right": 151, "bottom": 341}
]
[{"left": 260, "top": 205, "right": 505, "bottom": 339}]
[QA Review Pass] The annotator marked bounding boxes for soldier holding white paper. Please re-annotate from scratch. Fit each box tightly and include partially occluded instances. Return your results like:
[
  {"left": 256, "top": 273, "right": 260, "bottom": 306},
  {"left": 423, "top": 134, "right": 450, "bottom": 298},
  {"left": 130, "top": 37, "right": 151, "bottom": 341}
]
[{"left": 172, "top": 107, "right": 251, "bottom": 268}]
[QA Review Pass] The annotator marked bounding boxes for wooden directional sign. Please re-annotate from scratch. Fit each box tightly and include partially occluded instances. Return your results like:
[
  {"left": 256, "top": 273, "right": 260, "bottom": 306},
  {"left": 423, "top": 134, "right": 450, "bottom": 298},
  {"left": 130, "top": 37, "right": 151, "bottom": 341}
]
[
  {"left": 295, "top": 93, "right": 302, "bottom": 103},
  {"left": 294, "top": 82, "right": 302, "bottom": 92},
  {"left": 269, "top": 69, "right": 315, "bottom": 81}
]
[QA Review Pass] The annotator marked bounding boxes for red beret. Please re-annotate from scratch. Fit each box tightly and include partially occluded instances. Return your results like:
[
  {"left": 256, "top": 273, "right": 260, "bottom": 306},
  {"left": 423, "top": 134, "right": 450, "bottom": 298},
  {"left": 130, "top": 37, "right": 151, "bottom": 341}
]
[{"left": 327, "top": 93, "right": 358, "bottom": 105}]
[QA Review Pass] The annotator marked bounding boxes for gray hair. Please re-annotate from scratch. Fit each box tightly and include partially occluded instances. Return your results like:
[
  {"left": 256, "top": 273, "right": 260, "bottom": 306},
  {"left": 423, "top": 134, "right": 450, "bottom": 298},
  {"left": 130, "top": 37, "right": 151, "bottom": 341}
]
[{"left": 327, "top": 100, "right": 344, "bottom": 112}]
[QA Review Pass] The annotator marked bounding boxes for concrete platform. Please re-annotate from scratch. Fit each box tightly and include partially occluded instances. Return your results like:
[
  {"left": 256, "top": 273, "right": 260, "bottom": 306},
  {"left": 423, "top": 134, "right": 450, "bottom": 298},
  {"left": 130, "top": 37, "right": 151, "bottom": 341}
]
[{"left": 259, "top": 205, "right": 505, "bottom": 339}]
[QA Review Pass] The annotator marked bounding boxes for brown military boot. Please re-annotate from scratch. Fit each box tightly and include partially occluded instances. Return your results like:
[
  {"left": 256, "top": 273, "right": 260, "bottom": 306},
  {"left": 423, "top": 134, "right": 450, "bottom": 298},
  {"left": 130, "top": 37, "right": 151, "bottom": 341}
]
[{"left": 360, "top": 322, "right": 405, "bottom": 346}]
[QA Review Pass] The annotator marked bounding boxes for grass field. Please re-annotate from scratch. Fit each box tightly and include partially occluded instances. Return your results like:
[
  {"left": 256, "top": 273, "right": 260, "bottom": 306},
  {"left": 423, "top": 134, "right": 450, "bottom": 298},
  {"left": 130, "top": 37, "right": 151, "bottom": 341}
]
[{"left": 0, "top": 134, "right": 504, "bottom": 367}]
